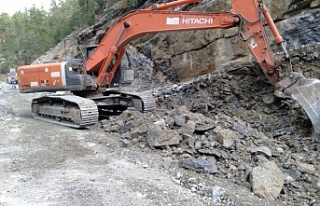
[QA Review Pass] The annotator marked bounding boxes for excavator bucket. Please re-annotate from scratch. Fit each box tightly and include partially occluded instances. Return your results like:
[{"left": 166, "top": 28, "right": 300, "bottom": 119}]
[
  {"left": 279, "top": 73, "right": 320, "bottom": 135},
  {"left": 291, "top": 79, "right": 320, "bottom": 135}
]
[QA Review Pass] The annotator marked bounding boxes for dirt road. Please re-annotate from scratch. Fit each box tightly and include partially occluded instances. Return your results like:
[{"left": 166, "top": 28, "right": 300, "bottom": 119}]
[
  {"left": 0, "top": 83, "right": 211, "bottom": 206},
  {"left": 0, "top": 82, "right": 289, "bottom": 206}
]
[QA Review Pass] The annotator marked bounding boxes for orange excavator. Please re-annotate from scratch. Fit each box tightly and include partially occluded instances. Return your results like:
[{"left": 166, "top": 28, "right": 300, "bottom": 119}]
[{"left": 17, "top": 0, "right": 320, "bottom": 134}]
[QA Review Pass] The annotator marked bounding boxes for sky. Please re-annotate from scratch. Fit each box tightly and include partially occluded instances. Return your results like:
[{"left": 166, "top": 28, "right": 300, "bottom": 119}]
[{"left": 0, "top": 0, "right": 52, "bottom": 15}]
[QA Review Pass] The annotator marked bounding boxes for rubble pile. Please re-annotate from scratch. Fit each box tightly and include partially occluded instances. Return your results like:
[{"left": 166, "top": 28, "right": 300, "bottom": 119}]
[{"left": 101, "top": 68, "right": 319, "bottom": 205}]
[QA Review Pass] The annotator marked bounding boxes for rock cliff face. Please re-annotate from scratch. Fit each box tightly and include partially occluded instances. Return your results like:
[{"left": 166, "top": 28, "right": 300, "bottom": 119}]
[{"left": 134, "top": 0, "right": 319, "bottom": 80}]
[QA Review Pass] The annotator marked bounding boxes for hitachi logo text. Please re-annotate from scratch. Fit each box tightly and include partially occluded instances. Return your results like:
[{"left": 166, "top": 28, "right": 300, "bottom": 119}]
[{"left": 182, "top": 18, "right": 213, "bottom": 24}]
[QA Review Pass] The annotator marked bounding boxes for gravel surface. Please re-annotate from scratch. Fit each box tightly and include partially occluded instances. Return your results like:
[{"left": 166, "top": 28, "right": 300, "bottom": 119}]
[
  {"left": 1, "top": 60, "right": 319, "bottom": 206},
  {"left": 0, "top": 82, "right": 288, "bottom": 206}
]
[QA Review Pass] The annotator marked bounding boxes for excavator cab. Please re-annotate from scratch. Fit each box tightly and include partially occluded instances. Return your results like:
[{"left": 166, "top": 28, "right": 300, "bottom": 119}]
[
  {"left": 86, "top": 45, "right": 98, "bottom": 60},
  {"left": 86, "top": 45, "right": 135, "bottom": 88}
]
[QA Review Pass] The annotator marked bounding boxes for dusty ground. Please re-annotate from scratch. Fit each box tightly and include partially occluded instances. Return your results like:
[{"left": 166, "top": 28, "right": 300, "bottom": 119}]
[{"left": 0, "top": 83, "right": 289, "bottom": 206}]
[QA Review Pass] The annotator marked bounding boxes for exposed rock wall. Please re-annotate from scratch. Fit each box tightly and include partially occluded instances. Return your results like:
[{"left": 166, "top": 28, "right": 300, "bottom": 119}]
[{"left": 134, "top": 0, "right": 320, "bottom": 80}]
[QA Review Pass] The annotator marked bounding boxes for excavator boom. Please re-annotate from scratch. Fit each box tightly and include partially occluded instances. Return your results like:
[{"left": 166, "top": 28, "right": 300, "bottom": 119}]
[
  {"left": 86, "top": 0, "right": 283, "bottom": 86},
  {"left": 86, "top": 10, "right": 240, "bottom": 85}
]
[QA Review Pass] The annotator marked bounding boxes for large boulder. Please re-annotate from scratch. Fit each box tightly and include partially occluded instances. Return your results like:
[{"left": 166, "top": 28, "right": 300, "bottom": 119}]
[
  {"left": 250, "top": 161, "right": 284, "bottom": 199},
  {"left": 147, "top": 124, "right": 181, "bottom": 147}
]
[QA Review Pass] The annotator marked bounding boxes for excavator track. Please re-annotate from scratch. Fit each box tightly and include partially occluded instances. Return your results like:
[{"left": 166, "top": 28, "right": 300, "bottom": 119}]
[
  {"left": 31, "top": 95, "right": 99, "bottom": 128},
  {"left": 125, "top": 91, "right": 157, "bottom": 112},
  {"left": 91, "top": 90, "right": 157, "bottom": 118}
]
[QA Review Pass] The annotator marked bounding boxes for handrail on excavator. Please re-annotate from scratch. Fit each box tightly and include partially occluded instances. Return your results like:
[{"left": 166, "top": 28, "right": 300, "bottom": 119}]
[{"left": 146, "top": 0, "right": 202, "bottom": 10}]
